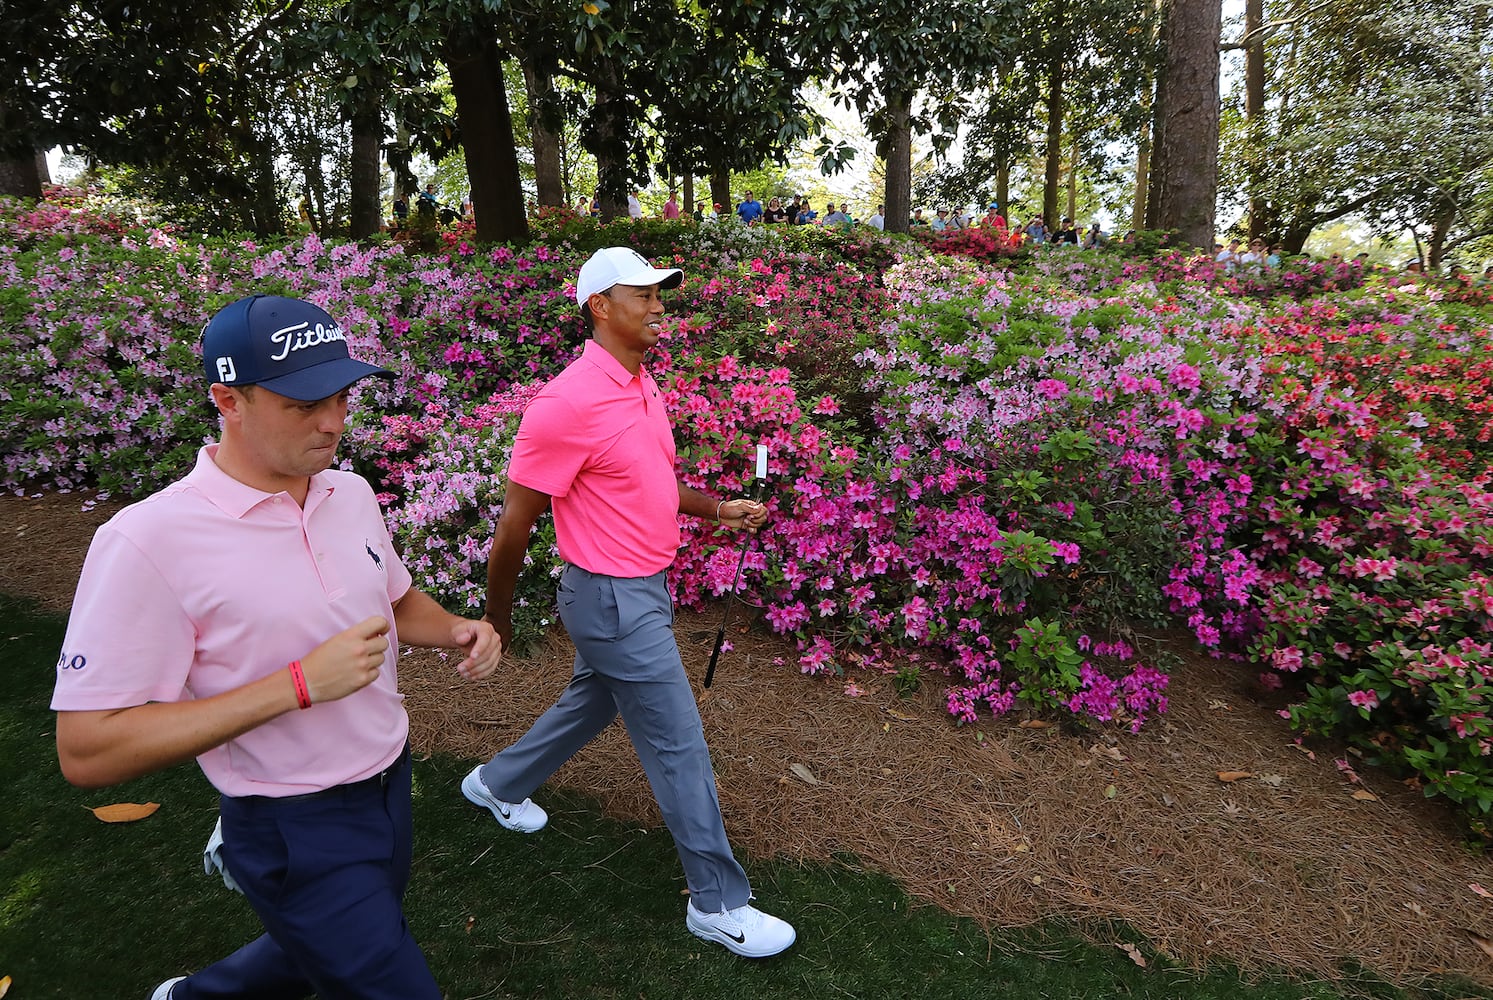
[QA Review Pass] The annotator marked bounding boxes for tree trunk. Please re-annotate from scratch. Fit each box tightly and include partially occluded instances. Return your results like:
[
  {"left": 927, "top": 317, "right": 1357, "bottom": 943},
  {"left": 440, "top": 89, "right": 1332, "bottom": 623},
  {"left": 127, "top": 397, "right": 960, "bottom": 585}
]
[
  {"left": 883, "top": 85, "right": 913, "bottom": 234},
  {"left": 0, "top": 95, "right": 45, "bottom": 199},
  {"left": 1133, "top": 121, "right": 1150, "bottom": 232},
  {"left": 590, "top": 55, "right": 629, "bottom": 221},
  {"left": 521, "top": 58, "right": 565, "bottom": 208},
  {"left": 682, "top": 174, "right": 694, "bottom": 217},
  {"left": 445, "top": 31, "right": 530, "bottom": 243},
  {"left": 1244, "top": 0, "right": 1266, "bottom": 241},
  {"left": 1145, "top": 70, "right": 1165, "bottom": 230},
  {"left": 348, "top": 88, "right": 383, "bottom": 239},
  {"left": 996, "top": 161, "right": 1010, "bottom": 216},
  {"left": 1151, "top": 0, "right": 1222, "bottom": 249},
  {"left": 710, "top": 170, "right": 730, "bottom": 215},
  {"left": 0, "top": 153, "right": 44, "bottom": 200},
  {"left": 1066, "top": 136, "right": 1078, "bottom": 222},
  {"left": 1042, "top": 8, "right": 1066, "bottom": 227},
  {"left": 1427, "top": 197, "right": 1455, "bottom": 272}
]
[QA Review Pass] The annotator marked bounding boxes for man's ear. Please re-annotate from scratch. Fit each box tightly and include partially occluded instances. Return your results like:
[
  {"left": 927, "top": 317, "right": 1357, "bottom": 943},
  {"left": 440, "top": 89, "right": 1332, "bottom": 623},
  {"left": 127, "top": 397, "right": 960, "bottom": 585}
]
[
  {"left": 586, "top": 291, "right": 611, "bottom": 321},
  {"left": 209, "top": 383, "right": 244, "bottom": 420}
]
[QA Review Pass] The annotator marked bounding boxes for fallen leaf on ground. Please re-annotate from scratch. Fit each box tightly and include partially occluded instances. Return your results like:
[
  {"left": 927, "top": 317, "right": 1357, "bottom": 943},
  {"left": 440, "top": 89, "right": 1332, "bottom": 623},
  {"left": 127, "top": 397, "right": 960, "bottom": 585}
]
[
  {"left": 1221, "top": 799, "right": 1242, "bottom": 818},
  {"left": 884, "top": 707, "right": 917, "bottom": 722},
  {"left": 1208, "top": 699, "right": 1231, "bottom": 711},
  {"left": 788, "top": 763, "right": 821, "bottom": 786},
  {"left": 1104, "top": 784, "right": 1118, "bottom": 799},
  {"left": 1405, "top": 901, "right": 1428, "bottom": 917},
  {"left": 1258, "top": 773, "right": 1285, "bottom": 787},
  {"left": 1116, "top": 942, "right": 1147, "bottom": 967},
  {"left": 1289, "top": 743, "right": 1317, "bottom": 760},
  {"left": 1466, "top": 929, "right": 1493, "bottom": 959},
  {"left": 1350, "top": 789, "right": 1378, "bottom": 802},
  {"left": 1161, "top": 792, "right": 1177, "bottom": 807},
  {"left": 1018, "top": 719, "right": 1052, "bottom": 729},
  {"left": 1472, "top": 883, "right": 1493, "bottom": 900},
  {"left": 89, "top": 801, "right": 160, "bottom": 823},
  {"left": 1090, "top": 744, "right": 1124, "bottom": 762},
  {"left": 1217, "top": 770, "right": 1253, "bottom": 782}
]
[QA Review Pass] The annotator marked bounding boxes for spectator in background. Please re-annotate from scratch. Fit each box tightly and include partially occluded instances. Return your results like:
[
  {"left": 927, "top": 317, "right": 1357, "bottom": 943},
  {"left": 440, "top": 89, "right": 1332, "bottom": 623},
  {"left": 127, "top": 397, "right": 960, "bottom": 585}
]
[
  {"left": 662, "top": 190, "right": 681, "bottom": 220},
  {"left": 795, "top": 201, "right": 817, "bottom": 226},
  {"left": 866, "top": 204, "right": 885, "bottom": 231},
  {"left": 392, "top": 192, "right": 409, "bottom": 228},
  {"left": 1024, "top": 216, "right": 1047, "bottom": 244},
  {"left": 1240, "top": 238, "right": 1265, "bottom": 272},
  {"left": 736, "top": 191, "right": 763, "bottom": 225},
  {"left": 1216, "top": 239, "right": 1241, "bottom": 273},
  {"left": 930, "top": 207, "right": 953, "bottom": 232},
  {"left": 693, "top": 200, "right": 707, "bottom": 222},
  {"left": 909, "top": 208, "right": 929, "bottom": 229},
  {"left": 822, "top": 203, "right": 850, "bottom": 227},
  {"left": 1056, "top": 217, "right": 1080, "bottom": 245},
  {"left": 627, "top": 191, "right": 643, "bottom": 220},
  {"left": 763, "top": 197, "right": 788, "bottom": 224},
  {"left": 981, "top": 202, "right": 1005, "bottom": 231},
  {"left": 1266, "top": 244, "right": 1283, "bottom": 268},
  {"left": 417, "top": 183, "right": 439, "bottom": 217},
  {"left": 784, "top": 195, "right": 802, "bottom": 225},
  {"left": 1082, "top": 222, "right": 1105, "bottom": 249}
]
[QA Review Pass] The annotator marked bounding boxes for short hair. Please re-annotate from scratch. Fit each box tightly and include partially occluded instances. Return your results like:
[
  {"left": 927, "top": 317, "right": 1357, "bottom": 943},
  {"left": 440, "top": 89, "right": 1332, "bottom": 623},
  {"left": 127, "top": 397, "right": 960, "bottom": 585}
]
[{"left": 580, "top": 289, "right": 612, "bottom": 335}]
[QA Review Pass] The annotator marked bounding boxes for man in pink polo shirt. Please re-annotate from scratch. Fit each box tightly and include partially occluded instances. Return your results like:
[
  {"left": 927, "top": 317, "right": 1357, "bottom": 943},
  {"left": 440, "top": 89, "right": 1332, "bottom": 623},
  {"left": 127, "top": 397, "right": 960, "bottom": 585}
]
[
  {"left": 463, "top": 247, "right": 797, "bottom": 958},
  {"left": 52, "top": 294, "right": 505, "bottom": 999}
]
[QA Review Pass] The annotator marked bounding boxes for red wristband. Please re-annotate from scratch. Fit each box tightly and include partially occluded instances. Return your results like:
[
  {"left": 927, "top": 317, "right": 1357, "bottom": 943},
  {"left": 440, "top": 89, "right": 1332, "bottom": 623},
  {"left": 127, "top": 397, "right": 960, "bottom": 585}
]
[{"left": 288, "top": 659, "right": 312, "bottom": 710}]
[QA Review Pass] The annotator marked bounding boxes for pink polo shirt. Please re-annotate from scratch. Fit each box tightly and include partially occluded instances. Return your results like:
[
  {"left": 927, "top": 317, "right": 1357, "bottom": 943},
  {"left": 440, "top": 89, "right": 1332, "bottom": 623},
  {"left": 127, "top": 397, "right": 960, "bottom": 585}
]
[
  {"left": 52, "top": 446, "right": 413, "bottom": 797},
  {"left": 509, "top": 339, "right": 680, "bottom": 576}
]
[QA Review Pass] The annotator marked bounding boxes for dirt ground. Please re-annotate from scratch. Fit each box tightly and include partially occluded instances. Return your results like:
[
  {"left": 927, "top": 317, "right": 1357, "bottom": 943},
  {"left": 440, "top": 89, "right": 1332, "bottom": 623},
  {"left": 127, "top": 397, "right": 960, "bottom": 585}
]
[{"left": 8, "top": 491, "right": 1492, "bottom": 991}]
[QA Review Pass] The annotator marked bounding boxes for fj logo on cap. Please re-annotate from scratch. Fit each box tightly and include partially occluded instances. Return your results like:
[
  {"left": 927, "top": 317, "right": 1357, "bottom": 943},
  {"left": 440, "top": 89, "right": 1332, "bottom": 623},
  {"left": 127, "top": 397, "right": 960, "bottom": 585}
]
[
  {"left": 216, "top": 357, "right": 238, "bottom": 382},
  {"left": 269, "top": 320, "right": 348, "bottom": 362}
]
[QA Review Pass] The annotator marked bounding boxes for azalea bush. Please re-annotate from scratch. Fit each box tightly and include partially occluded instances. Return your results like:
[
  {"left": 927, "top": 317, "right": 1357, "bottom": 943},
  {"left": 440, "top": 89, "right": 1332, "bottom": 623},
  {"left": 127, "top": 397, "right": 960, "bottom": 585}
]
[{"left": 4, "top": 188, "right": 1493, "bottom": 834}]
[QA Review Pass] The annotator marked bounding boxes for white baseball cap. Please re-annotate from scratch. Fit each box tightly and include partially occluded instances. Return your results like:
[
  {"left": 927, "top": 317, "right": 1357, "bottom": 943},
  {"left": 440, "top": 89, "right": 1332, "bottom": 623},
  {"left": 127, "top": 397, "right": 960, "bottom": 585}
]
[{"left": 574, "top": 246, "right": 683, "bottom": 307}]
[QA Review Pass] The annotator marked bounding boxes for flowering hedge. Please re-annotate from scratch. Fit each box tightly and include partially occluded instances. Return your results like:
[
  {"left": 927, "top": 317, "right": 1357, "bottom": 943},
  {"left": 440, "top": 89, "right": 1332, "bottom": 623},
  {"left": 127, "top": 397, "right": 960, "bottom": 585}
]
[{"left": 3, "top": 189, "right": 1490, "bottom": 835}]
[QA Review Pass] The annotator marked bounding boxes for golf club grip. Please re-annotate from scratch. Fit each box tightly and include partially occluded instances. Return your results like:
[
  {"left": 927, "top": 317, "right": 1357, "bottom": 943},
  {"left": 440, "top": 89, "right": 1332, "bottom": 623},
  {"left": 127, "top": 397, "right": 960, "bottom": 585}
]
[{"left": 704, "top": 627, "right": 725, "bottom": 687}]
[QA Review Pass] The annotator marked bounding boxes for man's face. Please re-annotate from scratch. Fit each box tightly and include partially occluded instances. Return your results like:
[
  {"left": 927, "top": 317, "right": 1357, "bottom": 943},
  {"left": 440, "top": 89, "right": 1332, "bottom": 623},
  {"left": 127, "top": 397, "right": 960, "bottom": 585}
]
[
  {"left": 226, "top": 385, "right": 351, "bottom": 486},
  {"left": 593, "top": 283, "right": 666, "bottom": 353}
]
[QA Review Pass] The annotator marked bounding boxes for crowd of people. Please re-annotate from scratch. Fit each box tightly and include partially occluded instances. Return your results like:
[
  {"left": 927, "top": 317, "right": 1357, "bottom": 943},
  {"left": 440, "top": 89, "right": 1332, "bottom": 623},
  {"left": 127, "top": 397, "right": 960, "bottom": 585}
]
[{"left": 391, "top": 182, "right": 470, "bottom": 229}]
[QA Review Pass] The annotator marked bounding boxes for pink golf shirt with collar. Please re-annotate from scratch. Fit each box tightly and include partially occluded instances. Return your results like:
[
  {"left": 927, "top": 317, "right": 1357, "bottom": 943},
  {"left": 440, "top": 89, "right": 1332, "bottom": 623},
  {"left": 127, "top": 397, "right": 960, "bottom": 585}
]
[
  {"left": 509, "top": 339, "right": 680, "bottom": 577},
  {"left": 52, "top": 445, "right": 412, "bottom": 798}
]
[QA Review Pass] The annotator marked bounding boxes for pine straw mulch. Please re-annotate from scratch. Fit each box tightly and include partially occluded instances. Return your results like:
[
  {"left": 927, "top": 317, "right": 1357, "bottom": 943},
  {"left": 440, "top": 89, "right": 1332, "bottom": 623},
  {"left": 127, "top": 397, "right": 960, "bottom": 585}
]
[{"left": 7, "top": 491, "right": 1493, "bottom": 993}]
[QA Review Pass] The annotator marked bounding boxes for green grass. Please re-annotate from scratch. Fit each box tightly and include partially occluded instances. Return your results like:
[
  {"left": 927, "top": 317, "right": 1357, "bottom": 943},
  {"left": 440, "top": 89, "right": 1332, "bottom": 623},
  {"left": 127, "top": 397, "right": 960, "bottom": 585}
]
[{"left": 1, "top": 594, "right": 1485, "bottom": 1000}]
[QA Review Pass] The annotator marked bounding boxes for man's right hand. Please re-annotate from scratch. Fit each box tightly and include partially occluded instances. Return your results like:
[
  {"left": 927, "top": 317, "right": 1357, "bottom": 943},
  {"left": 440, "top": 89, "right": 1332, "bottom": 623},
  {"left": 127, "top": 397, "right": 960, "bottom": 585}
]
[{"left": 299, "top": 616, "right": 390, "bottom": 705}]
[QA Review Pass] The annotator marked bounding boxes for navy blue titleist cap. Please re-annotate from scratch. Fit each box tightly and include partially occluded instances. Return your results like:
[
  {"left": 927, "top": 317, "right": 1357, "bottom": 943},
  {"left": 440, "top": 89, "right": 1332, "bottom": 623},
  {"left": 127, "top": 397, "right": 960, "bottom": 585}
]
[{"left": 200, "top": 295, "right": 394, "bottom": 401}]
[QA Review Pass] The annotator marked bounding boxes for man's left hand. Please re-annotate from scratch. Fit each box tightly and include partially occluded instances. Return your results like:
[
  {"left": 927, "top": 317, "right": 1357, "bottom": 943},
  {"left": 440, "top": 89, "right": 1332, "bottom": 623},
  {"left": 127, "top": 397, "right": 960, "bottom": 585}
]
[{"left": 450, "top": 618, "right": 503, "bottom": 680}]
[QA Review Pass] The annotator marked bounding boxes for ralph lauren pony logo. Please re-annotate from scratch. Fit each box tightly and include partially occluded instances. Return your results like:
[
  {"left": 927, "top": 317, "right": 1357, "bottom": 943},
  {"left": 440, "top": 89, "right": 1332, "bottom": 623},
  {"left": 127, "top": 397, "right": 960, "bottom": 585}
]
[{"left": 365, "top": 540, "right": 384, "bottom": 571}]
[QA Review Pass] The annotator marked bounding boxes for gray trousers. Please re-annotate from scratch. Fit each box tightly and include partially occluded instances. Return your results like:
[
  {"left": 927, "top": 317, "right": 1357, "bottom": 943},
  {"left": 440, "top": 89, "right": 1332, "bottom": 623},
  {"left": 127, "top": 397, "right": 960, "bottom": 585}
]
[{"left": 479, "top": 565, "right": 751, "bottom": 912}]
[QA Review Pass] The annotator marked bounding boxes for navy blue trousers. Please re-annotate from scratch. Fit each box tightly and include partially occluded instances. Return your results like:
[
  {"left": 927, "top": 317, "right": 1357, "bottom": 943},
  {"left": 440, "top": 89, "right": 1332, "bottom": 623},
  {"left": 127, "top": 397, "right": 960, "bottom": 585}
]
[{"left": 175, "top": 747, "right": 440, "bottom": 999}]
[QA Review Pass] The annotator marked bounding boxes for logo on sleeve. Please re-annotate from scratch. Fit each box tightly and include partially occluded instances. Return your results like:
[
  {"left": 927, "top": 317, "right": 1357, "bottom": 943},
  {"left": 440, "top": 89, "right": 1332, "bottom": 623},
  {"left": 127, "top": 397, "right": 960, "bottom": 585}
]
[
  {"left": 365, "top": 540, "right": 384, "bottom": 570},
  {"left": 56, "top": 650, "right": 87, "bottom": 672}
]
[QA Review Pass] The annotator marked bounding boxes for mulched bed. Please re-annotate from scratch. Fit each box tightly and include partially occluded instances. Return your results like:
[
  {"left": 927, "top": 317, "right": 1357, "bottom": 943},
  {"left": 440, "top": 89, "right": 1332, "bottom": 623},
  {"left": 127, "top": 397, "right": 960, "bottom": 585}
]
[{"left": 7, "top": 491, "right": 1492, "bottom": 989}]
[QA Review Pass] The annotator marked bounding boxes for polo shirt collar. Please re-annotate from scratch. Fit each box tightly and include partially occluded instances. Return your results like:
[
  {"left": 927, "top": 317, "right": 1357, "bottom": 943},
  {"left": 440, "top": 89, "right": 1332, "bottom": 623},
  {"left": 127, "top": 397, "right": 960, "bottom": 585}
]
[
  {"left": 187, "top": 444, "right": 333, "bottom": 518},
  {"left": 582, "top": 338, "right": 646, "bottom": 387}
]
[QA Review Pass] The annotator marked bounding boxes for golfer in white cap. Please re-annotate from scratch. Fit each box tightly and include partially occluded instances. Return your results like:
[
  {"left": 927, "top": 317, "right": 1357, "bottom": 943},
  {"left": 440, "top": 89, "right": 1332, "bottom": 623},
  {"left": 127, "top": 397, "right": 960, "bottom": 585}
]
[{"left": 462, "top": 247, "right": 796, "bottom": 958}]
